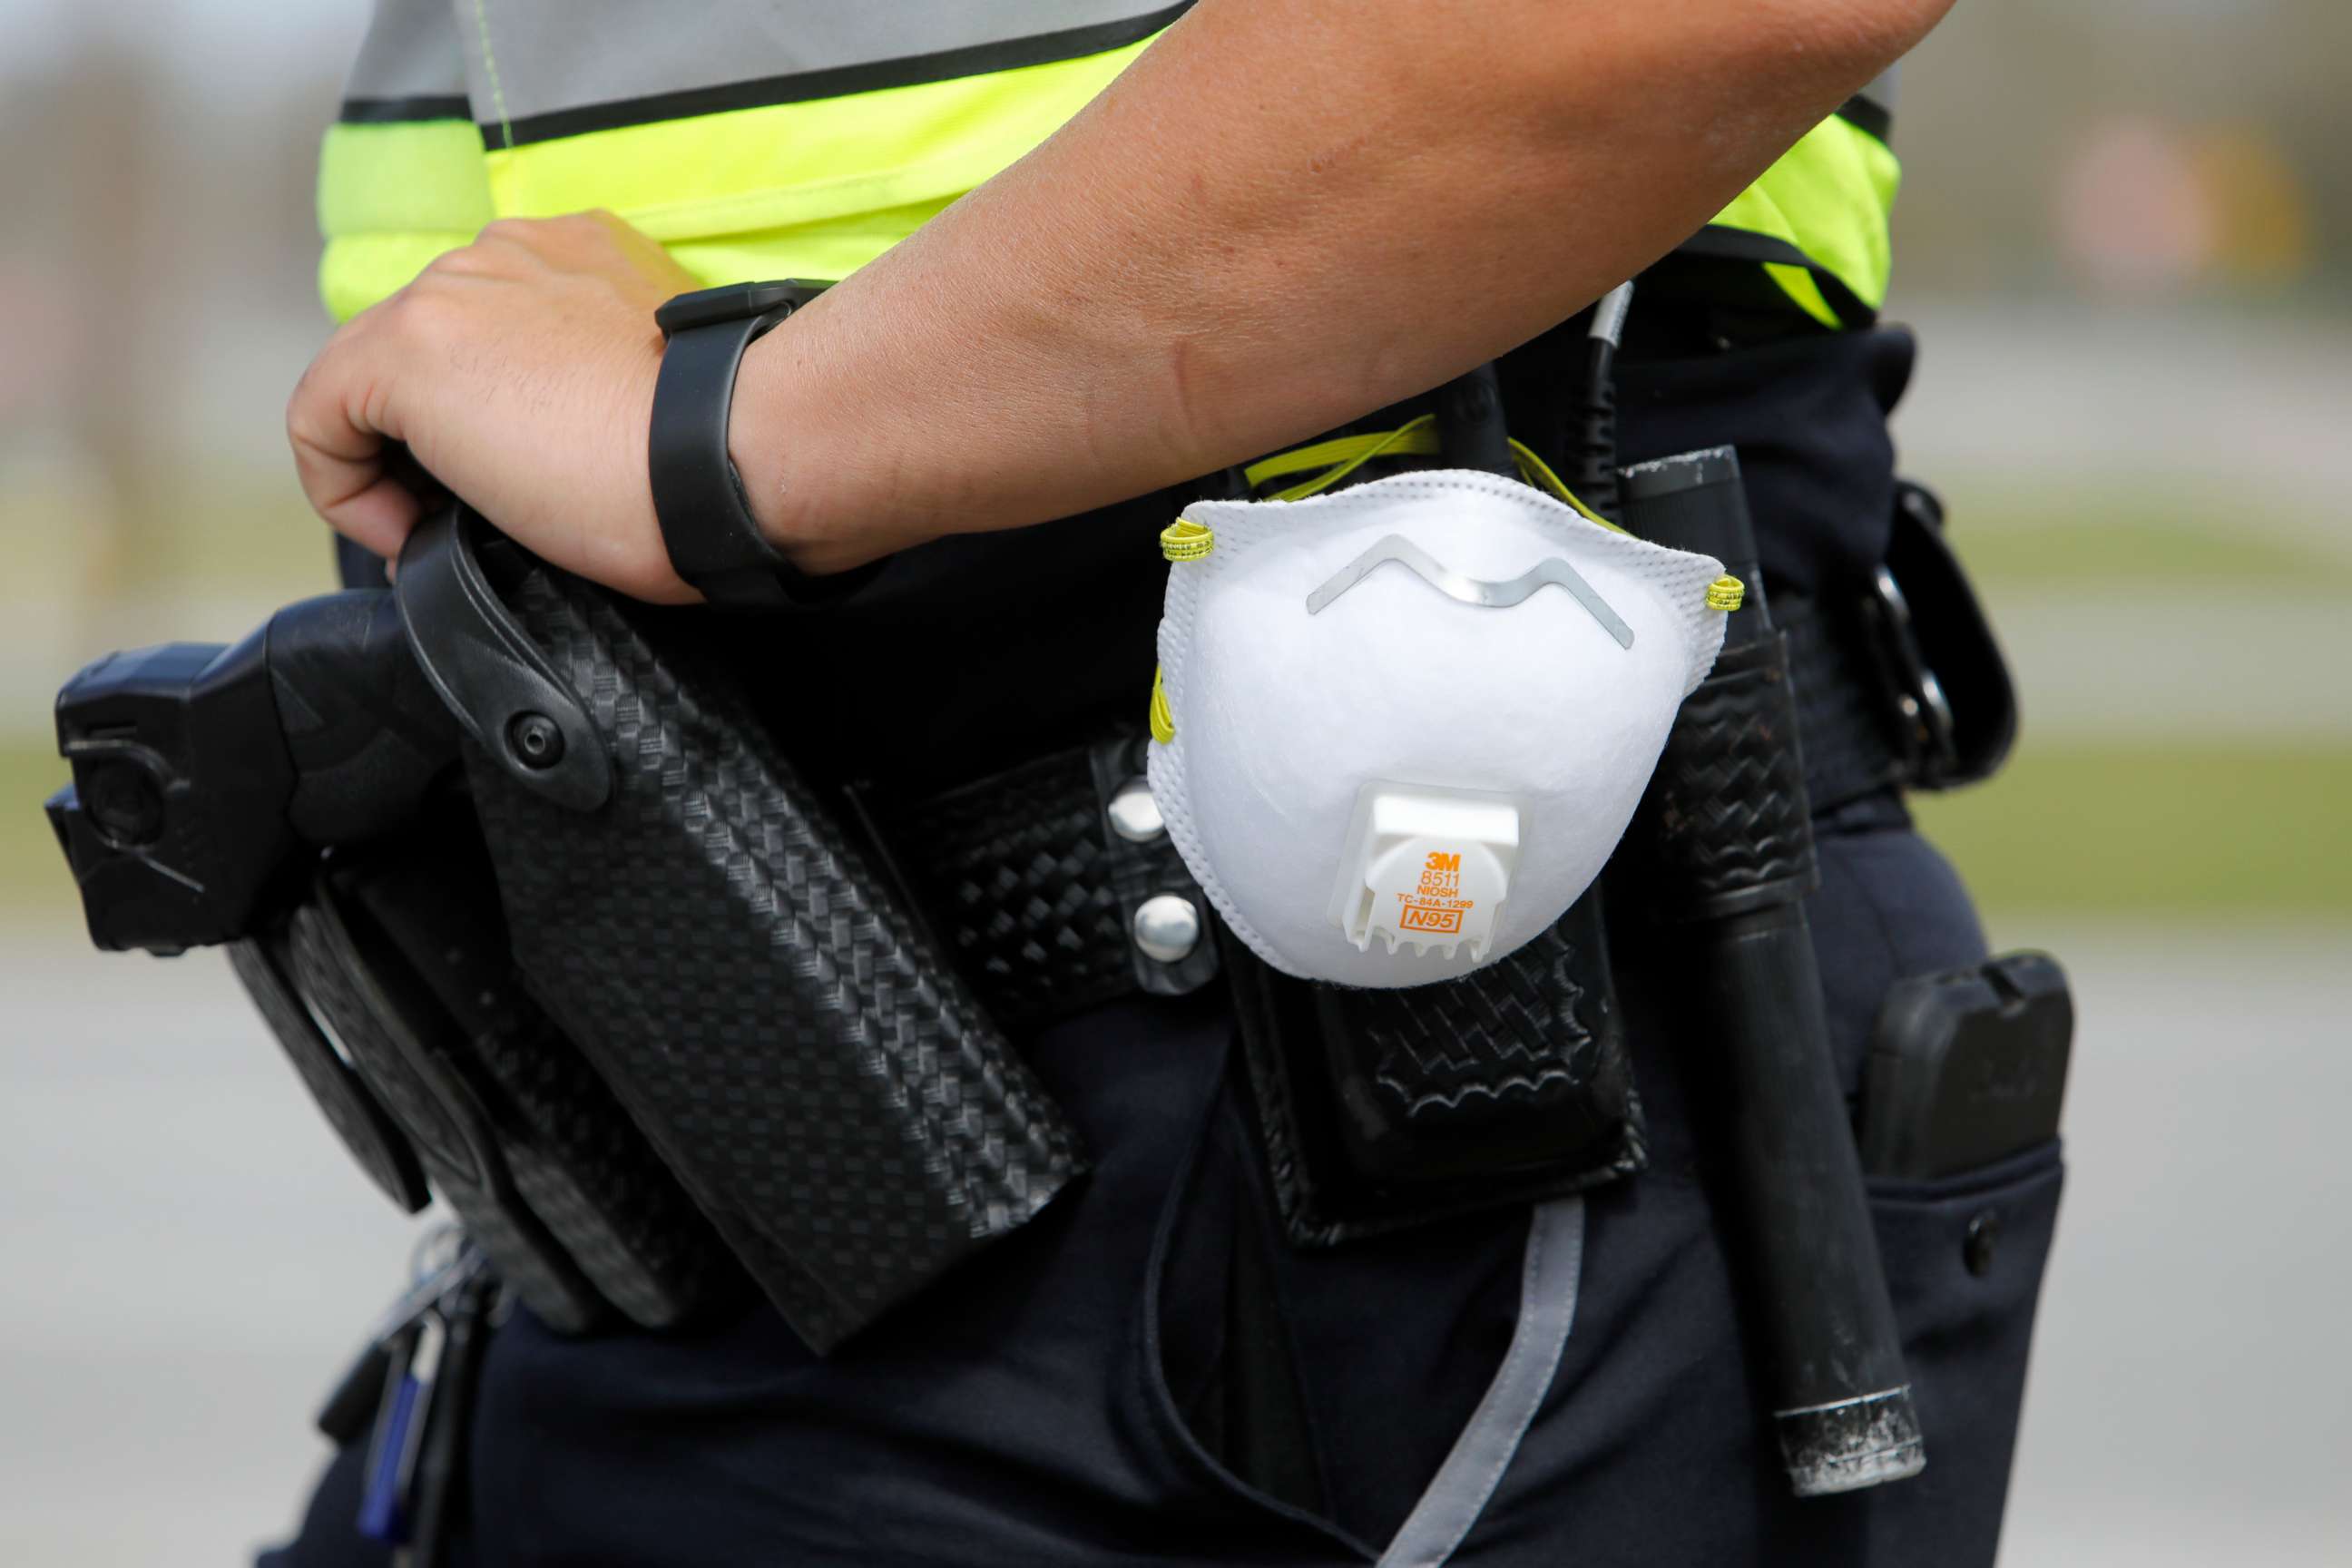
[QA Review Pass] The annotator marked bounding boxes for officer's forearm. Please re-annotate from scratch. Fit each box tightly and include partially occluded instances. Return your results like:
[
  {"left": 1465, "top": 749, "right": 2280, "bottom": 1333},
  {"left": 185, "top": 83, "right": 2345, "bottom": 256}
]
[{"left": 730, "top": 0, "right": 1951, "bottom": 572}]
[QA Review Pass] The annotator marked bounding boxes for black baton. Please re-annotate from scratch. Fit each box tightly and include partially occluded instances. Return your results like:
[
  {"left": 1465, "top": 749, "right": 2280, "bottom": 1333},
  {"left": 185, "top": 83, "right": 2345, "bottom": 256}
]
[{"left": 1622, "top": 447, "right": 1924, "bottom": 1496}]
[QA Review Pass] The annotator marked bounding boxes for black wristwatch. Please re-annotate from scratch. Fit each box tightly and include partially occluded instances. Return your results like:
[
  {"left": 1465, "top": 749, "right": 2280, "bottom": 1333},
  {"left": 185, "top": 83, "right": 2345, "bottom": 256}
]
[{"left": 649, "top": 279, "right": 835, "bottom": 609}]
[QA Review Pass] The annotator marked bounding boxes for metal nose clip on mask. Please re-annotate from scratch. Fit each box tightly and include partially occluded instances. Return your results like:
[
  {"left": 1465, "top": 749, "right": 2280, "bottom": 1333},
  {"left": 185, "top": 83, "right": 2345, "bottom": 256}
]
[{"left": 1148, "top": 468, "right": 1738, "bottom": 989}]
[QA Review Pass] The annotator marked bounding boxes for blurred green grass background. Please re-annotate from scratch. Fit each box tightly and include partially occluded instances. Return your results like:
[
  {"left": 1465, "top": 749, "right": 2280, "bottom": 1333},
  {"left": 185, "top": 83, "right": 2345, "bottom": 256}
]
[
  {"left": 1936, "top": 477, "right": 2336, "bottom": 587},
  {"left": 1911, "top": 741, "right": 2352, "bottom": 919},
  {"left": 4, "top": 743, "right": 64, "bottom": 915}
]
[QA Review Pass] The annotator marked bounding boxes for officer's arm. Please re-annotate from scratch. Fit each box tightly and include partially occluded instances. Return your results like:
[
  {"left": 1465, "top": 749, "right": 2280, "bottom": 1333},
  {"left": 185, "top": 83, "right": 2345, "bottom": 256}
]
[
  {"left": 286, "top": 0, "right": 1951, "bottom": 596},
  {"left": 736, "top": 0, "right": 1952, "bottom": 573}
]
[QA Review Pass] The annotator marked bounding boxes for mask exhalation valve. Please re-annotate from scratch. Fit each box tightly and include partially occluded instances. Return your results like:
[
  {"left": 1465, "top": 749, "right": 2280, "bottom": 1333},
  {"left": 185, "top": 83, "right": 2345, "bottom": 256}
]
[{"left": 1328, "top": 783, "right": 1519, "bottom": 967}]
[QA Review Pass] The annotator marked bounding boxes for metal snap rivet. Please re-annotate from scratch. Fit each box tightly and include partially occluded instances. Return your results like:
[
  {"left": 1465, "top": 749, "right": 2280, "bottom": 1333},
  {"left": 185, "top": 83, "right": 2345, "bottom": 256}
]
[
  {"left": 1132, "top": 894, "right": 1200, "bottom": 964},
  {"left": 507, "top": 712, "right": 565, "bottom": 769},
  {"left": 1965, "top": 1210, "right": 2001, "bottom": 1278},
  {"left": 1107, "top": 778, "right": 1166, "bottom": 843}
]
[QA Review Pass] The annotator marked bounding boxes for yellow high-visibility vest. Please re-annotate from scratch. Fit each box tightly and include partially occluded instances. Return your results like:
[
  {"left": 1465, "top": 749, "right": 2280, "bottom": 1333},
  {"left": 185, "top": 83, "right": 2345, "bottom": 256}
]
[{"left": 319, "top": 1, "right": 1899, "bottom": 331}]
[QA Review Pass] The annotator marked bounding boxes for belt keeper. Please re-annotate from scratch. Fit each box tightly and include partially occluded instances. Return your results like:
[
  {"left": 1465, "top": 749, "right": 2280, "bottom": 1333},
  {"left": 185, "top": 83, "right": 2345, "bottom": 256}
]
[{"left": 1088, "top": 736, "right": 1220, "bottom": 999}]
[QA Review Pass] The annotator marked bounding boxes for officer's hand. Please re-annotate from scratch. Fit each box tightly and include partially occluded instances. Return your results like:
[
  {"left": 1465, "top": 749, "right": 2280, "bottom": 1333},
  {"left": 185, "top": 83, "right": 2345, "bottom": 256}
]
[{"left": 287, "top": 211, "right": 704, "bottom": 603}]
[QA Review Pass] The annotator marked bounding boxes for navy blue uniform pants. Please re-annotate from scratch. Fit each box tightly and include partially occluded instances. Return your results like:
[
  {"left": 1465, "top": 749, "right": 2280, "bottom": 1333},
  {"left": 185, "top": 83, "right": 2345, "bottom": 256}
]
[{"left": 260, "top": 808, "right": 2063, "bottom": 1567}]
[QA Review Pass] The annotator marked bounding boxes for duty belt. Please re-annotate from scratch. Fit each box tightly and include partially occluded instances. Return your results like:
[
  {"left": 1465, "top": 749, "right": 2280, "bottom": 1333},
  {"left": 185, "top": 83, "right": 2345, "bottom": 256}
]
[
  {"left": 860, "top": 736, "right": 1219, "bottom": 1034},
  {"left": 44, "top": 483, "right": 2011, "bottom": 1350},
  {"left": 1780, "top": 481, "right": 2017, "bottom": 812}
]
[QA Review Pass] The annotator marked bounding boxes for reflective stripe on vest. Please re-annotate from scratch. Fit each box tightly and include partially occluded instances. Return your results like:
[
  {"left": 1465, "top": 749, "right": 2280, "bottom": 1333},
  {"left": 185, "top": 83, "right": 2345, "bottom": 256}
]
[
  {"left": 1701, "top": 107, "right": 1902, "bottom": 328},
  {"left": 318, "top": 0, "right": 485, "bottom": 321},
  {"left": 318, "top": 0, "right": 1903, "bottom": 328}
]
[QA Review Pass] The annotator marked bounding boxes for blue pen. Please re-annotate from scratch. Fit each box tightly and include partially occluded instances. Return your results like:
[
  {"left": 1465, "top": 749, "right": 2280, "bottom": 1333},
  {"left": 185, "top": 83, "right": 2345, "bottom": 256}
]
[{"left": 357, "top": 1313, "right": 445, "bottom": 1545}]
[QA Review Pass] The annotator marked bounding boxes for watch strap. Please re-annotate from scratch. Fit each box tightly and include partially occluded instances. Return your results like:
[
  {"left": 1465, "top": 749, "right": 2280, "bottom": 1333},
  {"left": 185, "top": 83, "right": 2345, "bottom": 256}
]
[{"left": 648, "top": 283, "right": 826, "bottom": 610}]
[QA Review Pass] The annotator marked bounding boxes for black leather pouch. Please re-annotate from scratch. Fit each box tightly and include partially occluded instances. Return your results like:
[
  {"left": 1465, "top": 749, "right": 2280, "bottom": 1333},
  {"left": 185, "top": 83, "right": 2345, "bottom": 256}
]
[
  {"left": 1878, "top": 481, "right": 2019, "bottom": 790},
  {"left": 1224, "top": 887, "right": 1645, "bottom": 1248}
]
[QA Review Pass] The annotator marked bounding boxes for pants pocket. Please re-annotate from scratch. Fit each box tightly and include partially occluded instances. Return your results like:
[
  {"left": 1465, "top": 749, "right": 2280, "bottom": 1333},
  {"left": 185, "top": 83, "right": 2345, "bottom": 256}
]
[{"left": 1864, "top": 1139, "right": 2065, "bottom": 1566}]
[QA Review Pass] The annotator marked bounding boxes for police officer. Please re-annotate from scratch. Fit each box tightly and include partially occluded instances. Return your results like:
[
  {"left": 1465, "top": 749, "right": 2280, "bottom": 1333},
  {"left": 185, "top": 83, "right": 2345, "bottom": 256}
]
[{"left": 264, "top": 1, "right": 2058, "bottom": 1563}]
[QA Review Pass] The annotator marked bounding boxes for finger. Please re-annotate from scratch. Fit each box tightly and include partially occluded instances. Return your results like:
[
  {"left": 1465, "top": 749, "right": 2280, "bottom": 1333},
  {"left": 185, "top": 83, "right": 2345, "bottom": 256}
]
[
  {"left": 289, "top": 424, "right": 424, "bottom": 561},
  {"left": 287, "top": 333, "right": 422, "bottom": 558},
  {"left": 319, "top": 469, "right": 426, "bottom": 564}
]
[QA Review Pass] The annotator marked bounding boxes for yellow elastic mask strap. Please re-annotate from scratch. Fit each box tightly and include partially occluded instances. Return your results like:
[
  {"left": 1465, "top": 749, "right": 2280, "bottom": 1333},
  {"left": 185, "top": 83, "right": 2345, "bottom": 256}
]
[
  {"left": 1148, "top": 665, "right": 1175, "bottom": 745},
  {"left": 1235, "top": 417, "right": 1634, "bottom": 537},
  {"left": 1707, "top": 575, "right": 1747, "bottom": 612},
  {"left": 1505, "top": 440, "right": 1627, "bottom": 534},
  {"left": 1161, "top": 519, "right": 1214, "bottom": 562},
  {"left": 1242, "top": 416, "right": 1441, "bottom": 501}
]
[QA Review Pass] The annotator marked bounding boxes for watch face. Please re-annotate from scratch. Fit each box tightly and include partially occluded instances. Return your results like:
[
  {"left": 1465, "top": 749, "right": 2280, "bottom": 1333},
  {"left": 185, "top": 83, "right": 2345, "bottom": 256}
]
[{"left": 655, "top": 279, "right": 830, "bottom": 336}]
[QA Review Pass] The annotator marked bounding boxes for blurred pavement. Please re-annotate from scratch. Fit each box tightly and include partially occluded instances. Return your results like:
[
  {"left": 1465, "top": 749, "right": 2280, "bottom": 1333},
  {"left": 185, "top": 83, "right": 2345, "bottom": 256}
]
[
  {"left": 0, "top": 926, "right": 419, "bottom": 1563},
  {"left": 4, "top": 920, "right": 2347, "bottom": 1563},
  {"left": 1986, "top": 919, "right": 2352, "bottom": 1568}
]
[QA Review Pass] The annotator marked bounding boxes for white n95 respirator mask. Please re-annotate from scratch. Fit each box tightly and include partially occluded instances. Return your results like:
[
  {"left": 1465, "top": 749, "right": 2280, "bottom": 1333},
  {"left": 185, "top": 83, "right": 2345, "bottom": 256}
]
[{"left": 1147, "top": 468, "right": 1738, "bottom": 989}]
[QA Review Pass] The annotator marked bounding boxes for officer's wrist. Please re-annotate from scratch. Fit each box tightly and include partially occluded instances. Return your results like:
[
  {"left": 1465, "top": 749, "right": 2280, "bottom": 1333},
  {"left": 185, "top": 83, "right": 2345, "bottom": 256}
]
[{"left": 727, "top": 322, "right": 919, "bottom": 578}]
